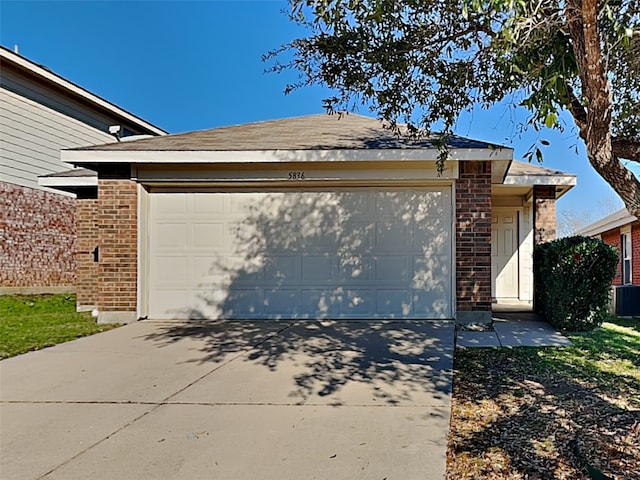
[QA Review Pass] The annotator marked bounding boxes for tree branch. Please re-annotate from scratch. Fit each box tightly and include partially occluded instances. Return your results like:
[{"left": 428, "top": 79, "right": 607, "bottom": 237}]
[{"left": 612, "top": 138, "right": 640, "bottom": 164}]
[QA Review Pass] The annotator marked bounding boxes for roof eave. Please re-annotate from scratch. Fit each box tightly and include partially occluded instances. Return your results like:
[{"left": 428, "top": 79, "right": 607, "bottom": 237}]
[
  {"left": 503, "top": 174, "right": 577, "bottom": 187},
  {"left": 575, "top": 208, "right": 637, "bottom": 236},
  {"left": 62, "top": 147, "right": 513, "bottom": 165}
]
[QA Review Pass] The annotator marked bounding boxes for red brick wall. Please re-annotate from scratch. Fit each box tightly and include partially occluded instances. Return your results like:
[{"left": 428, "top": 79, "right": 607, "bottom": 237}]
[
  {"left": 98, "top": 180, "right": 137, "bottom": 314},
  {"left": 0, "top": 181, "right": 76, "bottom": 287},
  {"left": 601, "top": 229, "right": 622, "bottom": 285},
  {"left": 534, "top": 186, "right": 556, "bottom": 244},
  {"left": 76, "top": 198, "right": 98, "bottom": 309},
  {"left": 456, "top": 161, "right": 492, "bottom": 312},
  {"left": 601, "top": 223, "right": 640, "bottom": 285}
]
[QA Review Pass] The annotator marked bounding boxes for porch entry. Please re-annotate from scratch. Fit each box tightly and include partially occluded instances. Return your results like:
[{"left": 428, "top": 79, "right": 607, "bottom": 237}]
[{"left": 492, "top": 210, "right": 519, "bottom": 300}]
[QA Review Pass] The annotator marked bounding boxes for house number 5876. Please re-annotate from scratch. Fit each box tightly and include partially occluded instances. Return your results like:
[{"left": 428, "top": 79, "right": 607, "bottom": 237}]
[{"left": 288, "top": 171, "right": 305, "bottom": 180}]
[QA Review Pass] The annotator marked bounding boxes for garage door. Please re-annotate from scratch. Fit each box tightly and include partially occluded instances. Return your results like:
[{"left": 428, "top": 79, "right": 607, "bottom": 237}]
[{"left": 147, "top": 188, "right": 452, "bottom": 319}]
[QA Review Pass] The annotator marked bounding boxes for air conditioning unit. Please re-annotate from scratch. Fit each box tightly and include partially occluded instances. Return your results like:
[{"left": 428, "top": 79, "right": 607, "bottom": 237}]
[{"left": 611, "top": 285, "right": 640, "bottom": 317}]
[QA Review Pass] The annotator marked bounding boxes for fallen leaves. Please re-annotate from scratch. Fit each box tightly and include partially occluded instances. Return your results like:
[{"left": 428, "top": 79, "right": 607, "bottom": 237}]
[{"left": 446, "top": 348, "right": 640, "bottom": 480}]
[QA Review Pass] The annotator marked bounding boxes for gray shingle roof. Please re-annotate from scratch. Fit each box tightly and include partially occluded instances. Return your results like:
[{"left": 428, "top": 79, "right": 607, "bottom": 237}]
[
  {"left": 39, "top": 168, "right": 96, "bottom": 178},
  {"left": 72, "top": 114, "right": 508, "bottom": 152},
  {"left": 506, "top": 161, "right": 573, "bottom": 177}
]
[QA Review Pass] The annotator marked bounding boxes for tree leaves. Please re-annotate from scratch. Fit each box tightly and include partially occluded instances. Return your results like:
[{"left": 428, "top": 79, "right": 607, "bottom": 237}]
[{"left": 268, "top": 0, "right": 640, "bottom": 215}]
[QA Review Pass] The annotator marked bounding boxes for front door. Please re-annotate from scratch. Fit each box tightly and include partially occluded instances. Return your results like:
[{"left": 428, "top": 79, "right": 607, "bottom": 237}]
[{"left": 492, "top": 211, "right": 519, "bottom": 299}]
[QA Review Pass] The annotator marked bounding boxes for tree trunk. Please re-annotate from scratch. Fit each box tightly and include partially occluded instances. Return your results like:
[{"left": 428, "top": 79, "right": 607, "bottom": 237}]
[{"left": 565, "top": 0, "right": 640, "bottom": 218}]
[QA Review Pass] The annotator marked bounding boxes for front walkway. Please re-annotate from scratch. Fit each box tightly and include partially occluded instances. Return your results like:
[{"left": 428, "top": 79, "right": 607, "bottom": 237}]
[{"left": 455, "top": 312, "right": 572, "bottom": 348}]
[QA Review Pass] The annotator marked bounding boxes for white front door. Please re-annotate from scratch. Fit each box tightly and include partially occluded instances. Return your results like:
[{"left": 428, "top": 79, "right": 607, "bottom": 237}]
[
  {"left": 146, "top": 188, "right": 453, "bottom": 320},
  {"left": 492, "top": 211, "right": 519, "bottom": 299}
]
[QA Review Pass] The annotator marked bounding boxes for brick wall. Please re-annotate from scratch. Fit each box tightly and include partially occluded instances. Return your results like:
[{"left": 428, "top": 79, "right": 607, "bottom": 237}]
[
  {"left": 0, "top": 181, "right": 76, "bottom": 288},
  {"left": 602, "top": 229, "right": 622, "bottom": 285},
  {"left": 601, "top": 223, "right": 640, "bottom": 286},
  {"left": 97, "top": 179, "right": 137, "bottom": 322},
  {"left": 76, "top": 198, "right": 98, "bottom": 309},
  {"left": 455, "top": 161, "right": 492, "bottom": 319},
  {"left": 534, "top": 186, "right": 556, "bottom": 244}
]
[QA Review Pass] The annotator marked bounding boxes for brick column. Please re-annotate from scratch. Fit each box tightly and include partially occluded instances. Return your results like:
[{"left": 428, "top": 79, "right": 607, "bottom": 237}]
[
  {"left": 75, "top": 198, "right": 99, "bottom": 311},
  {"left": 455, "top": 161, "right": 492, "bottom": 323},
  {"left": 97, "top": 179, "right": 138, "bottom": 323},
  {"left": 534, "top": 186, "right": 556, "bottom": 244}
]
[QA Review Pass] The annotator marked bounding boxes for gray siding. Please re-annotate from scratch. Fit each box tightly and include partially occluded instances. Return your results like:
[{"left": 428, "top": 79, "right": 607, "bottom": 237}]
[
  {"left": 0, "top": 88, "right": 112, "bottom": 190},
  {"left": 0, "top": 67, "right": 152, "bottom": 136}
]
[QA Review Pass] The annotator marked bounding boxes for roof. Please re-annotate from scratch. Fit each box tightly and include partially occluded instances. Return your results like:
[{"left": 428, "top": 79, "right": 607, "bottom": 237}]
[
  {"left": 504, "top": 161, "right": 576, "bottom": 186},
  {"left": 72, "top": 113, "right": 506, "bottom": 152},
  {"left": 506, "top": 161, "right": 571, "bottom": 177},
  {"left": 0, "top": 45, "right": 167, "bottom": 136},
  {"left": 40, "top": 168, "right": 96, "bottom": 178},
  {"left": 575, "top": 208, "right": 638, "bottom": 236}
]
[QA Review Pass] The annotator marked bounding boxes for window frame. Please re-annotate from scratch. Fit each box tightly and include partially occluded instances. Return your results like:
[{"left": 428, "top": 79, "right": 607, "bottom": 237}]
[{"left": 621, "top": 226, "right": 632, "bottom": 285}]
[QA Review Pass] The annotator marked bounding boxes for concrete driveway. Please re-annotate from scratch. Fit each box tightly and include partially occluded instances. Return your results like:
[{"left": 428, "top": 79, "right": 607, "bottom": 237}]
[{"left": 0, "top": 320, "right": 454, "bottom": 480}]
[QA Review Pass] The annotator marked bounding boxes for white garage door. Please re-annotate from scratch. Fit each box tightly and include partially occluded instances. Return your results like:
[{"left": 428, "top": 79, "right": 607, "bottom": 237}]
[{"left": 147, "top": 188, "right": 452, "bottom": 320}]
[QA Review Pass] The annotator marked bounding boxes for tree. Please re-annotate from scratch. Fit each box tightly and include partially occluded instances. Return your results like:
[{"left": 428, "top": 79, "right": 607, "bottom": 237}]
[{"left": 266, "top": 0, "right": 640, "bottom": 216}]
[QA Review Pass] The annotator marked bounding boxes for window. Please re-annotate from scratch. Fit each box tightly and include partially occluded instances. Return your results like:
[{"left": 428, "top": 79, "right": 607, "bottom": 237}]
[{"left": 621, "top": 228, "right": 632, "bottom": 285}]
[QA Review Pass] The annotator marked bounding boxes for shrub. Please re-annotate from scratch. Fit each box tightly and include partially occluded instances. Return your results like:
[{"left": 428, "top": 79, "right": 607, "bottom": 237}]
[{"left": 534, "top": 236, "right": 618, "bottom": 331}]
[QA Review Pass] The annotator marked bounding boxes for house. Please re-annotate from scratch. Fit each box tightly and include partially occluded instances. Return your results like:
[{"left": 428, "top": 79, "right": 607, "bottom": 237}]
[
  {"left": 54, "top": 113, "right": 575, "bottom": 323},
  {"left": 0, "top": 46, "right": 166, "bottom": 299},
  {"left": 576, "top": 208, "right": 640, "bottom": 315}
]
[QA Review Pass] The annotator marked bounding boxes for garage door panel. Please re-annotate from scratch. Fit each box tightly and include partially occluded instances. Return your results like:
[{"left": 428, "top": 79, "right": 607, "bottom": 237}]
[
  {"left": 151, "top": 289, "right": 191, "bottom": 318},
  {"left": 376, "top": 224, "right": 409, "bottom": 252},
  {"left": 193, "top": 193, "right": 225, "bottom": 215},
  {"left": 412, "top": 290, "right": 449, "bottom": 318},
  {"left": 412, "top": 256, "right": 449, "bottom": 289},
  {"left": 148, "top": 189, "right": 452, "bottom": 320},
  {"left": 376, "top": 290, "right": 412, "bottom": 316},
  {"left": 153, "top": 194, "right": 187, "bottom": 215},
  {"left": 192, "top": 256, "right": 229, "bottom": 283},
  {"left": 301, "top": 255, "right": 335, "bottom": 282},
  {"left": 376, "top": 191, "right": 409, "bottom": 216},
  {"left": 413, "top": 221, "right": 448, "bottom": 250},
  {"left": 337, "top": 192, "right": 373, "bottom": 218},
  {"left": 151, "top": 256, "right": 189, "bottom": 283},
  {"left": 340, "top": 221, "right": 374, "bottom": 253},
  {"left": 301, "top": 289, "right": 341, "bottom": 317},
  {"left": 375, "top": 256, "right": 410, "bottom": 282},
  {"left": 264, "top": 289, "right": 298, "bottom": 315},
  {"left": 339, "top": 255, "right": 371, "bottom": 282},
  {"left": 222, "top": 288, "right": 264, "bottom": 316},
  {"left": 264, "top": 255, "right": 298, "bottom": 283},
  {"left": 153, "top": 223, "right": 188, "bottom": 249},
  {"left": 192, "top": 223, "right": 225, "bottom": 249},
  {"left": 340, "top": 290, "right": 372, "bottom": 316}
]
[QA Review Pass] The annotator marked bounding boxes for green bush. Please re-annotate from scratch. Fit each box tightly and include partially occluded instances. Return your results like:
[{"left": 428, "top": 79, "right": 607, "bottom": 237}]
[{"left": 534, "top": 236, "right": 618, "bottom": 331}]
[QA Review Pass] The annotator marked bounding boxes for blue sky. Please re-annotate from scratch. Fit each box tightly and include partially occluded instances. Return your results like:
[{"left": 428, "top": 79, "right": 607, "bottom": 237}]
[{"left": 1, "top": 0, "right": 635, "bottom": 227}]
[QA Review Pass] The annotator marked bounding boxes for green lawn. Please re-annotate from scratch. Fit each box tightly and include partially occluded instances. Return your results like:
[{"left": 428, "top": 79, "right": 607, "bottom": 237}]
[
  {"left": 0, "top": 294, "right": 119, "bottom": 359},
  {"left": 448, "top": 317, "right": 640, "bottom": 480}
]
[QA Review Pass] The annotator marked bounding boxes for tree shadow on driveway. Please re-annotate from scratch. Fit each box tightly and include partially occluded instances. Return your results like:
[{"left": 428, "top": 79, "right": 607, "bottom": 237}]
[{"left": 143, "top": 319, "right": 454, "bottom": 408}]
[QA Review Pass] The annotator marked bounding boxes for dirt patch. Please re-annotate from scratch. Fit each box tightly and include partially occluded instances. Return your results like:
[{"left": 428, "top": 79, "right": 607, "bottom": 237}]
[{"left": 447, "top": 349, "right": 640, "bottom": 480}]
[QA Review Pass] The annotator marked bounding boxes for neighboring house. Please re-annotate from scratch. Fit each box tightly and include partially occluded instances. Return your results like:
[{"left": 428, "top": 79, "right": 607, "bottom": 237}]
[
  {"left": 576, "top": 208, "right": 640, "bottom": 315},
  {"left": 50, "top": 113, "right": 575, "bottom": 324},
  {"left": 0, "top": 46, "right": 166, "bottom": 299}
]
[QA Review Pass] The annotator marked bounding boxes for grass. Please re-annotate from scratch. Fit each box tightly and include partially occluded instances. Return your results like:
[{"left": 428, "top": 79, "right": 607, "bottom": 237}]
[
  {"left": 0, "top": 294, "right": 119, "bottom": 359},
  {"left": 447, "top": 317, "right": 640, "bottom": 480}
]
